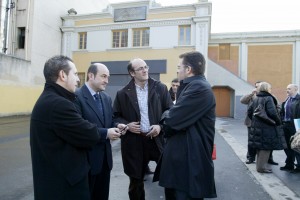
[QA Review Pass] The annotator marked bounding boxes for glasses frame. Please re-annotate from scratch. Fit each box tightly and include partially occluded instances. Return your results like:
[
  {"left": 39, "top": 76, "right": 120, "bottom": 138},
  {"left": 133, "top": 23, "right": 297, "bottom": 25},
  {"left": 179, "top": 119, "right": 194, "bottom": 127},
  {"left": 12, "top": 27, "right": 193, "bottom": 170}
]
[{"left": 133, "top": 65, "right": 149, "bottom": 72}]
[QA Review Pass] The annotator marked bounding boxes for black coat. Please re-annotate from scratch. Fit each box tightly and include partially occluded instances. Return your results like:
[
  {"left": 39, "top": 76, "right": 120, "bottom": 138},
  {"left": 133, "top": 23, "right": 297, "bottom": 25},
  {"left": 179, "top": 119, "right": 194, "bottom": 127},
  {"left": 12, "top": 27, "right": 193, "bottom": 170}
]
[
  {"left": 157, "top": 75, "right": 217, "bottom": 198},
  {"left": 247, "top": 91, "right": 284, "bottom": 150},
  {"left": 30, "top": 82, "right": 101, "bottom": 200},
  {"left": 75, "top": 84, "right": 114, "bottom": 175},
  {"left": 113, "top": 77, "right": 173, "bottom": 179}
]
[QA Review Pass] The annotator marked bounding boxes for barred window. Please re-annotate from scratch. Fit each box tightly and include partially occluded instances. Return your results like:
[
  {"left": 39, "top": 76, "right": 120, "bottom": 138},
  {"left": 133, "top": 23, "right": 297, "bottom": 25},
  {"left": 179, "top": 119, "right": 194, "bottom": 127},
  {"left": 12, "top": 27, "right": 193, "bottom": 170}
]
[
  {"left": 112, "top": 30, "right": 128, "bottom": 48},
  {"left": 78, "top": 32, "right": 87, "bottom": 49},
  {"left": 133, "top": 28, "right": 149, "bottom": 47},
  {"left": 179, "top": 25, "right": 191, "bottom": 45}
]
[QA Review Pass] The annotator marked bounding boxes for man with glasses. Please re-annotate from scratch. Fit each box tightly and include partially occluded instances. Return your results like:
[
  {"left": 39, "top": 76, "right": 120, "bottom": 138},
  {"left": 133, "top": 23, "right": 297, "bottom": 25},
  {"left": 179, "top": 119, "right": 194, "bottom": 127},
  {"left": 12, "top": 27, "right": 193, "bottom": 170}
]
[{"left": 113, "top": 58, "right": 173, "bottom": 200}]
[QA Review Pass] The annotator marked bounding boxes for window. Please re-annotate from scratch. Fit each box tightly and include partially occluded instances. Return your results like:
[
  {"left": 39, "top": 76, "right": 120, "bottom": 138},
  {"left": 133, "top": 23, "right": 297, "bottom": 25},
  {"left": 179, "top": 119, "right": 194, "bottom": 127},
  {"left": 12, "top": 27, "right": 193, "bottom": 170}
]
[
  {"left": 219, "top": 44, "right": 230, "bottom": 60},
  {"left": 78, "top": 72, "right": 85, "bottom": 87},
  {"left": 179, "top": 25, "right": 191, "bottom": 45},
  {"left": 18, "top": 27, "right": 25, "bottom": 49},
  {"left": 112, "top": 30, "right": 128, "bottom": 48},
  {"left": 78, "top": 32, "right": 87, "bottom": 49},
  {"left": 133, "top": 28, "right": 149, "bottom": 47}
]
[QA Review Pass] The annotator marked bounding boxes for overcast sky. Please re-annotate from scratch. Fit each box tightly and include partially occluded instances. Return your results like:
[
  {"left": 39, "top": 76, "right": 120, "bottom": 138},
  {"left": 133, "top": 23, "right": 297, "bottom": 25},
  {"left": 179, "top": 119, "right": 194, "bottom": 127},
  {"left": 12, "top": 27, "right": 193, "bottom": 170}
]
[{"left": 109, "top": 0, "right": 300, "bottom": 33}]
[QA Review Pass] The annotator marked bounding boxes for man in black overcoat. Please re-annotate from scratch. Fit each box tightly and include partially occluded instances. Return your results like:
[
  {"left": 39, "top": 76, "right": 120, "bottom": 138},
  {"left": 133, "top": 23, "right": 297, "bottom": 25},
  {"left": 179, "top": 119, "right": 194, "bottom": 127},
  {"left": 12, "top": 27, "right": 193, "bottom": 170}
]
[
  {"left": 158, "top": 51, "right": 217, "bottom": 199},
  {"left": 75, "top": 63, "right": 127, "bottom": 199},
  {"left": 30, "top": 56, "right": 108, "bottom": 200},
  {"left": 113, "top": 58, "right": 173, "bottom": 200}
]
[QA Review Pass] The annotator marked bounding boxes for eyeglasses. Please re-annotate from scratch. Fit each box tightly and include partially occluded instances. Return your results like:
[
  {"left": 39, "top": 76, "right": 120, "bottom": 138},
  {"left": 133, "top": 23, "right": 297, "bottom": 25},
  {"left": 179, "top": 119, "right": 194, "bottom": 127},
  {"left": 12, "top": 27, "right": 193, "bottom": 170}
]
[{"left": 134, "top": 65, "right": 149, "bottom": 72}]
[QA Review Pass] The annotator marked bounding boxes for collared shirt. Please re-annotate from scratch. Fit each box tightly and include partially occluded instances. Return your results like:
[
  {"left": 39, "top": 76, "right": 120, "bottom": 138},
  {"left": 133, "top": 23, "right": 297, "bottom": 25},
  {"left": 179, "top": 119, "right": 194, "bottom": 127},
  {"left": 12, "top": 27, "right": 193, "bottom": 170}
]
[
  {"left": 85, "top": 83, "right": 97, "bottom": 100},
  {"left": 135, "top": 82, "right": 150, "bottom": 133},
  {"left": 284, "top": 94, "right": 297, "bottom": 121}
]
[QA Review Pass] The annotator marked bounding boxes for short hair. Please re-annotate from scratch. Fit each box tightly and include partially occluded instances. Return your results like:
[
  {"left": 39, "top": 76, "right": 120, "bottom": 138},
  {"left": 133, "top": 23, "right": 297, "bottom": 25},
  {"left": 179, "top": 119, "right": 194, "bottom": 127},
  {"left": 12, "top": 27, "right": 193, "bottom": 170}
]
[
  {"left": 127, "top": 61, "right": 134, "bottom": 74},
  {"left": 43, "top": 55, "right": 73, "bottom": 82},
  {"left": 179, "top": 51, "right": 206, "bottom": 75},
  {"left": 87, "top": 64, "right": 99, "bottom": 81},
  {"left": 171, "top": 78, "right": 179, "bottom": 83},
  {"left": 258, "top": 82, "right": 271, "bottom": 92}
]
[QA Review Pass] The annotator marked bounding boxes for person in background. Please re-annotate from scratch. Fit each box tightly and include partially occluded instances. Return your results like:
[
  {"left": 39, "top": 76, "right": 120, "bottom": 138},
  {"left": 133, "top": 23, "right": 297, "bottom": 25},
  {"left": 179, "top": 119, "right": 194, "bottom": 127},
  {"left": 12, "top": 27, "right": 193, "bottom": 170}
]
[
  {"left": 168, "top": 78, "right": 180, "bottom": 103},
  {"left": 240, "top": 81, "right": 278, "bottom": 165},
  {"left": 113, "top": 58, "right": 173, "bottom": 200},
  {"left": 75, "top": 63, "right": 127, "bottom": 200},
  {"left": 248, "top": 82, "right": 284, "bottom": 173},
  {"left": 280, "top": 84, "right": 300, "bottom": 173},
  {"left": 30, "top": 55, "right": 107, "bottom": 200}
]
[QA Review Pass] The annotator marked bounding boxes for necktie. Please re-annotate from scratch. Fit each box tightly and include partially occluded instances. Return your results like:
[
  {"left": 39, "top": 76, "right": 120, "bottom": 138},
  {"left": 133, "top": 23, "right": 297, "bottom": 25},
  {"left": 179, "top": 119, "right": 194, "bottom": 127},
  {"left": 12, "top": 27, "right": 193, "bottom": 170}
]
[
  {"left": 93, "top": 93, "right": 105, "bottom": 121},
  {"left": 285, "top": 97, "right": 293, "bottom": 120}
]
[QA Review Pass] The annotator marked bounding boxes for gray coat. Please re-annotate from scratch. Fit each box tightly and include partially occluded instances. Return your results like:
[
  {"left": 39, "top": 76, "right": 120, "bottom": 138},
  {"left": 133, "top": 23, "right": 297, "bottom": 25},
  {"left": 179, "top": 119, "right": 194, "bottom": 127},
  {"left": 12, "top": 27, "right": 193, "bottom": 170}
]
[{"left": 157, "top": 75, "right": 217, "bottom": 198}]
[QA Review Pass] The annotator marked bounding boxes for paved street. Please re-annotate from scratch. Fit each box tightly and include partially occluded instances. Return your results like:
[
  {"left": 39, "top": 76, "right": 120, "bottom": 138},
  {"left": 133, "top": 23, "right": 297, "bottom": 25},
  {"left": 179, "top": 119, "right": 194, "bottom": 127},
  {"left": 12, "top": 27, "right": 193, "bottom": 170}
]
[{"left": 0, "top": 116, "right": 300, "bottom": 199}]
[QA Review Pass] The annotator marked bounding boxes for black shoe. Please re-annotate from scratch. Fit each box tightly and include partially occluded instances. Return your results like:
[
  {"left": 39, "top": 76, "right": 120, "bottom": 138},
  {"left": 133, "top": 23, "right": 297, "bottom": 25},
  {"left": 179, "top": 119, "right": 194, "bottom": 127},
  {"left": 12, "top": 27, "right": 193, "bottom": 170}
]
[
  {"left": 268, "top": 160, "right": 278, "bottom": 165},
  {"left": 290, "top": 168, "right": 300, "bottom": 174},
  {"left": 280, "top": 165, "right": 294, "bottom": 171},
  {"left": 245, "top": 159, "right": 255, "bottom": 164}
]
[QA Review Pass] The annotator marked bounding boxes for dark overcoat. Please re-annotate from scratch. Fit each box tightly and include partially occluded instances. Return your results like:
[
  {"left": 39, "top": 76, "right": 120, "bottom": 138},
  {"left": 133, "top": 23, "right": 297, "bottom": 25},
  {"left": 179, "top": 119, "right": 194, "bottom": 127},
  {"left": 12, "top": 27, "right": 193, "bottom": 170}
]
[
  {"left": 75, "top": 84, "right": 114, "bottom": 176},
  {"left": 30, "top": 82, "right": 103, "bottom": 200},
  {"left": 247, "top": 92, "right": 285, "bottom": 150},
  {"left": 157, "top": 75, "right": 217, "bottom": 198},
  {"left": 113, "top": 77, "right": 173, "bottom": 179}
]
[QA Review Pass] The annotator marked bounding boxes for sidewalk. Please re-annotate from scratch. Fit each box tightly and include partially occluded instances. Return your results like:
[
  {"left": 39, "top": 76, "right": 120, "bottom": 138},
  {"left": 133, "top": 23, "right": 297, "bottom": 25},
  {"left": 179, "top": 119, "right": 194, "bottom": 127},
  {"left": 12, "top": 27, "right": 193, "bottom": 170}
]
[{"left": 217, "top": 117, "right": 300, "bottom": 199}]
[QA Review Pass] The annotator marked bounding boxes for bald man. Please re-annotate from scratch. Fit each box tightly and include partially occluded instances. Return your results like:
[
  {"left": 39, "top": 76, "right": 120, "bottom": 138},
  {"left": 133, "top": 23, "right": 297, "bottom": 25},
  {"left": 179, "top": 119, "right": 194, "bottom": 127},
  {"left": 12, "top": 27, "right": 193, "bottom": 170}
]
[
  {"left": 75, "top": 63, "right": 127, "bottom": 200},
  {"left": 113, "top": 58, "right": 173, "bottom": 200},
  {"left": 280, "top": 84, "right": 300, "bottom": 173}
]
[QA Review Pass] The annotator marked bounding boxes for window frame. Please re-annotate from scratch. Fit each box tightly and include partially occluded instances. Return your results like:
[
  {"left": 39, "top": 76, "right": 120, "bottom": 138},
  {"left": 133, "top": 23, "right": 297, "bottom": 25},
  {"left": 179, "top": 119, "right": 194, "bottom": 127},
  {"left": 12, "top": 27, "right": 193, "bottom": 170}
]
[
  {"left": 112, "top": 30, "right": 128, "bottom": 48},
  {"left": 78, "top": 32, "right": 87, "bottom": 50},
  {"left": 178, "top": 25, "right": 191, "bottom": 46},
  {"left": 132, "top": 28, "right": 150, "bottom": 47}
]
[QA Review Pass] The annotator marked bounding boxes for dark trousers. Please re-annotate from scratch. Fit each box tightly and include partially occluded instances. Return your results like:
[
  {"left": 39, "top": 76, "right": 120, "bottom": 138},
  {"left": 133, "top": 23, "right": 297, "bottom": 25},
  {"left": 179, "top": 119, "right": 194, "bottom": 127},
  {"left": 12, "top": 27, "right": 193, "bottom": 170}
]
[
  {"left": 283, "top": 122, "right": 296, "bottom": 167},
  {"left": 128, "top": 137, "right": 160, "bottom": 200},
  {"left": 165, "top": 188, "right": 204, "bottom": 200},
  {"left": 89, "top": 158, "right": 111, "bottom": 200}
]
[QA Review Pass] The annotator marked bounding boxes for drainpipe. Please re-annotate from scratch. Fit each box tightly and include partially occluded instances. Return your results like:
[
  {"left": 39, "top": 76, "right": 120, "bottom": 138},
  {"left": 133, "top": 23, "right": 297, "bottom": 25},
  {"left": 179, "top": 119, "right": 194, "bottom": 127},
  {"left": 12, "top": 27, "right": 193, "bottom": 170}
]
[{"left": 2, "top": 0, "right": 9, "bottom": 53}]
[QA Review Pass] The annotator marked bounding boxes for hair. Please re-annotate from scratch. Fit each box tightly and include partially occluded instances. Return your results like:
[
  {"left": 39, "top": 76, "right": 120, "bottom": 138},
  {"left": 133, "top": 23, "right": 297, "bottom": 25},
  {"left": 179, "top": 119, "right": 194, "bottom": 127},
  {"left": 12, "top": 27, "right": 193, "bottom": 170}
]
[
  {"left": 179, "top": 51, "right": 206, "bottom": 75},
  {"left": 127, "top": 60, "right": 134, "bottom": 74},
  {"left": 171, "top": 78, "right": 179, "bottom": 83},
  {"left": 87, "top": 64, "right": 99, "bottom": 81},
  {"left": 289, "top": 84, "right": 299, "bottom": 91},
  {"left": 258, "top": 82, "right": 271, "bottom": 92},
  {"left": 43, "top": 55, "right": 73, "bottom": 82}
]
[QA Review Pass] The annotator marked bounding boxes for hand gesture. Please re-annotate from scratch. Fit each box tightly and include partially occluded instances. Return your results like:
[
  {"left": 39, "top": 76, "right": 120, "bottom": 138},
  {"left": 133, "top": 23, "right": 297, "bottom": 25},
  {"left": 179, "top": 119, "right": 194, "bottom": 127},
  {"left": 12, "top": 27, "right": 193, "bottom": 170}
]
[
  {"left": 107, "top": 128, "right": 121, "bottom": 140},
  {"left": 146, "top": 125, "right": 161, "bottom": 138},
  {"left": 127, "top": 122, "right": 141, "bottom": 134}
]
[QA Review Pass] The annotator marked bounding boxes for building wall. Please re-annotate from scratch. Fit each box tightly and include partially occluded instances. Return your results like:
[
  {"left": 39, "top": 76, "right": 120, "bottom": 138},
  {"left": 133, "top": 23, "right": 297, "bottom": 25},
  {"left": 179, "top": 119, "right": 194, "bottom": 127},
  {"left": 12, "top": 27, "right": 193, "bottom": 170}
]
[
  {"left": 247, "top": 44, "right": 293, "bottom": 101},
  {"left": 0, "top": 0, "right": 109, "bottom": 116},
  {"left": 208, "top": 45, "right": 239, "bottom": 76},
  {"left": 62, "top": 0, "right": 212, "bottom": 87},
  {"left": 209, "top": 31, "right": 299, "bottom": 106},
  {"left": 73, "top": 47, "right": 194, "bottom": 86}
]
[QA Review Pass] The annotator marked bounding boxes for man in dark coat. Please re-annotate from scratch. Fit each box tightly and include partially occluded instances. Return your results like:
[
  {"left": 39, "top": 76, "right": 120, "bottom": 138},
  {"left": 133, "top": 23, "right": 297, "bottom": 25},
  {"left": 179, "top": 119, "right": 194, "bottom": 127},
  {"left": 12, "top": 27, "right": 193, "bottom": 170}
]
[
  {"left": 75, "top": 63, "right": 126, "bottom": 200},
  {"left": 30, "top": 56, "right": 110, "bottom": 200},
  {"left": 168, "top": 78, "right": 179, "bottom": 103},
  {"left": 280, "top": 84, "right": 300, "bottom": 173},
  {"left": 113, "top": 58, "right": 173, "bottom": 200},
  {"left": 158, "top": 51, "right": 217, "bottom": 199}
]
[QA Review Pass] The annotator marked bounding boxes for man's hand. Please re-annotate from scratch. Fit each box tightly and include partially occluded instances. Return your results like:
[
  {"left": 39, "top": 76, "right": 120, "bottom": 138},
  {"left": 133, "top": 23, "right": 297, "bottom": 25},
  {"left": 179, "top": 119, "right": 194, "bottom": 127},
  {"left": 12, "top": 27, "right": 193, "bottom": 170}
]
[
  {"left": 127, "top": 122, "right": 141, "bottom": 134},
  {"left": 107, "top": 128, "right": 121, "bottom": 140},
  {"left": 146, "top": 125, "right": 161, "bottom": 138},
  {"left": 117, "top": 123, "right": 128, "bottom": 135}
]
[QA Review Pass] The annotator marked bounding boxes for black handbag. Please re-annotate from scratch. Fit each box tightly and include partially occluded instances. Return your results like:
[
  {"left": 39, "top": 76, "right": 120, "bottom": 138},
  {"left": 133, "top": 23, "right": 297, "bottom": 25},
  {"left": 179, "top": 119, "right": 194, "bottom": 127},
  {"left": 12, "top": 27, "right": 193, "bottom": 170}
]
[{"left": 253, "top": 98, "right": 276, "bottom": 125}]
